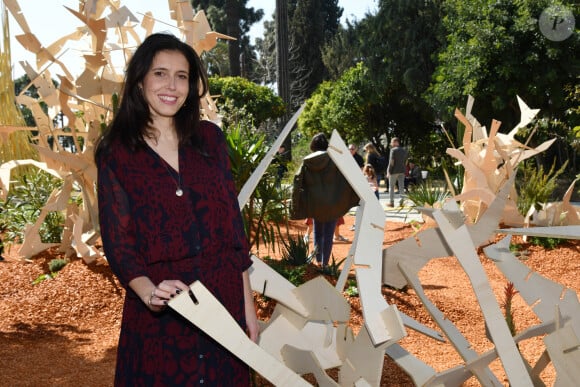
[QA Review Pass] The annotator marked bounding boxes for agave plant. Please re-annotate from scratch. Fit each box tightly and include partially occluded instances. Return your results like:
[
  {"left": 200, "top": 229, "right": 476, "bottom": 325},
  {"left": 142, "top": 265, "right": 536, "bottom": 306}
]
[
  {"left": 406, "top": 181, "right": 450, "bottom": 208},
  {"left": 223, "top": 112, "right": 289, "bottom": 253},
  {"left": 280, "top": 233, "right": 312, "bottom": 266}
]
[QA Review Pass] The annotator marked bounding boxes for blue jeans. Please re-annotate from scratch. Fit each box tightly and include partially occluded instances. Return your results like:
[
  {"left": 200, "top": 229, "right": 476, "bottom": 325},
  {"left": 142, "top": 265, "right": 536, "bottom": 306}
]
[{"left": 313, "top": 219, "right": 337, "bottom": 266}]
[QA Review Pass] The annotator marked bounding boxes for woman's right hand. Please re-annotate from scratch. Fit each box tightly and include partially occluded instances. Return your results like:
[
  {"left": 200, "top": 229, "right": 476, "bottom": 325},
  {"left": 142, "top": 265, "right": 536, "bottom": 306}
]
[{"left": 148, "top": 279, "right": 190, "bottom": 310}]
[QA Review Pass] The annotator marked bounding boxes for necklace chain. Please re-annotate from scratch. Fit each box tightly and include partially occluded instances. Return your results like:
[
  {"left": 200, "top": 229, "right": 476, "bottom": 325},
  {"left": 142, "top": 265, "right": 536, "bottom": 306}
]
[
  {"left": 158, "top": 155, "right": 183, "bottom": 197},
  {"left": 146, "top": 138, "right": 183, "bottom": 197}
]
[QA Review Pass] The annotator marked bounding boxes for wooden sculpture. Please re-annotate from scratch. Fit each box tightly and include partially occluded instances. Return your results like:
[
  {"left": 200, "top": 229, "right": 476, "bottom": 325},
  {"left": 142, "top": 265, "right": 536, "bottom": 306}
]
[
  {"left": 1, "top": 1, "right": 579, "bottom": 385},
  {"left": 1, "top": 0, "right": 231, "bottom": 260}
]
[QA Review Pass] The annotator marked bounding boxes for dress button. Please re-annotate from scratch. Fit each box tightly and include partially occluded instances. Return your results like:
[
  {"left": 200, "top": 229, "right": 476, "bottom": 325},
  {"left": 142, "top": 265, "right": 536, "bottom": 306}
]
[
  {"left": 199, "top": 354, "right": 204, "bottom": 359},
  {"left": 200, "top": 379, "right": 204, "bottom": 384}
]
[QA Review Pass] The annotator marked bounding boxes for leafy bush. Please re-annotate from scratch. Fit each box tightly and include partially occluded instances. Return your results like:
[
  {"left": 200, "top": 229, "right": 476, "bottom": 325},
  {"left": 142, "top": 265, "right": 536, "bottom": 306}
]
[
  {"left": 516, "top": 160, "right": 568, "bottom": 216},
  {"left": 32, "top": 258, "right": 68, "bottom": 285},
  {"left": 262, "top": 257, "right": 307, "bottom": 287},
  {"left": 48, "top": 258, "right": 68, "bottom": 273},
  {"left": 0, "top": 170, "right": 64, "bottom": 244},
  {"left": 209, "top": 76, "right": 286, "bottom": 128},
  {"left": 528, "top": 236, "right": 564, "bottom": 250},
  {"left": 344, "top": 279, "right": 359, "bottom": 297},
  {"left": 224, "top": 117, "right": 290, "bottom": 252}
]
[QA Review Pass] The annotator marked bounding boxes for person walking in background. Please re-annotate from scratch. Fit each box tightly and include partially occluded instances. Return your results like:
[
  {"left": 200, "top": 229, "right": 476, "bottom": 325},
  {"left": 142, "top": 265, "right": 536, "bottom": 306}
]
[
  {"left": 363, "top": 142, "right": 388, "bottom": 192},
  {"left": 363, "top": 163, "right": 380, "bottom": 200},
  {"left": 274, "top": 144, "right": 289, "bottom": 189},
  {"left": 386, "top": 137, "right": 408, "bottom": 207},
  {"left": 290, "top": 133, "right": 359, "bottom": 267},
  {"left": 304, "top": 216, "right": 350, "bottom": 244},
  {"left": 405, "top": 159, "right": 423, "bottom": 191},
  {"left": 333, "top": 216, "right": 349, "bottom": 242},
  {"left": 349, "top": 143, "right": 364, "bottom": 169},
  {"left": 349, "top": 143, "right": 364, "bottom": 230},
  {"left": 95, "top": 33, "right": 258, "bottom": 386}
]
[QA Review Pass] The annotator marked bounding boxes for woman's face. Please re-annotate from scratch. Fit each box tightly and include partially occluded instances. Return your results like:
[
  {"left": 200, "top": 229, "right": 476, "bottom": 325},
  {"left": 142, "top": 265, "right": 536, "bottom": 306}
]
[{"left": 140, "top": 50, "right": 189, "bottom": 120}]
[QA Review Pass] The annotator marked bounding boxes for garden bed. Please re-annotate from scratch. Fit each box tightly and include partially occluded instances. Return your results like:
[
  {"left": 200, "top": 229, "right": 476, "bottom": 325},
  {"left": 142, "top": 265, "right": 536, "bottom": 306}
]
[{"left": 1, "top": 216, "right": 578, "bottom": 386}]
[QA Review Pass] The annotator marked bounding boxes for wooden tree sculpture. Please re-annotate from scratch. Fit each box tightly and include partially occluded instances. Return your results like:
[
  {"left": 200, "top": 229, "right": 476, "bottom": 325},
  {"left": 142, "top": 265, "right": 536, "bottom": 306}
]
[{"left": 1, "top": 1, "right": 579, "bottom": 385}]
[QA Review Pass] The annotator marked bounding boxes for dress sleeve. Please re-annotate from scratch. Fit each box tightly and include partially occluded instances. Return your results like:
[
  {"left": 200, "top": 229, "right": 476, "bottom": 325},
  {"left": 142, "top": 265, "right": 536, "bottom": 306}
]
[{"left": 97, "top": 156, "right": 147, "bottom": 288}]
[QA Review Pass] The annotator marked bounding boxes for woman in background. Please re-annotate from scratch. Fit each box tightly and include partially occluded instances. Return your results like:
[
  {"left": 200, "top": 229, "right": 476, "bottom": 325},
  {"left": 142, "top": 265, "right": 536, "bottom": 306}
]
[
  {"left": 363, "top": 163, "right": 380, "bottom": 200},
  {"left": 291, "top": 133, "right": 359, "bottom": 266}
]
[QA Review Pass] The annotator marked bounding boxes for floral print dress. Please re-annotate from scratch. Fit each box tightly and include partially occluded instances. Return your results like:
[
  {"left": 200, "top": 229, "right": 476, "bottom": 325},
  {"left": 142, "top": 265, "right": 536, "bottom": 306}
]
[{"left": 97, "top": 121, "right": 252, "bottom": 386}]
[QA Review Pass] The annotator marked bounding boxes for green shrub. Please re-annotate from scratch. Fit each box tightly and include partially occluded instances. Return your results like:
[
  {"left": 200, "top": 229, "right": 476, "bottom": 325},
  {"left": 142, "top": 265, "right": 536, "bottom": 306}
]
[
  {"left": 48, "top": 258, "right": 68, "bottom": 273},
  {"left": 516, "top": 160, "right": 568, "bottom": 216},
  {"left": 344, "top": 279, "right": 359, "bottom": 297},
  {"left": 263, "top": 257, "right": 307, "bottom": 287},
  {"left": 528, "top": 236, "right": 564, "bottom": 250},
  {"left": 32, "top": 258, "right": 68, "bottom": 285},
  {"left": 0, "top": 170, "right": 64, "bottom": 244}
]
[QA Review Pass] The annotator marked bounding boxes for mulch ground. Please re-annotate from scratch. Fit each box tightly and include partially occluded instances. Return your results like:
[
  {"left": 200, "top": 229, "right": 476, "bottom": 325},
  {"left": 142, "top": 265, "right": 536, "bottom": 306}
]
[{"left": 1, "top": 215, "right": 578, "bottom": 386}]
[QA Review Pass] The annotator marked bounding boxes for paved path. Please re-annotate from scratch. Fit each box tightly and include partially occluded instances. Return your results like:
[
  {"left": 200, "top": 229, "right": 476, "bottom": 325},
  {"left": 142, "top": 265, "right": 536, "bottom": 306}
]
[{"left": 347, "top": 190, "right": 424, "bottom": 224}]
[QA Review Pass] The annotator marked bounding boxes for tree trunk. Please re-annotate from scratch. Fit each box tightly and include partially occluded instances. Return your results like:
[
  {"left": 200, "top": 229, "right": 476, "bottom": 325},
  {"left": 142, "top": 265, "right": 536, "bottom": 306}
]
[
  {"left": 225, "top": 0, "right": 241, "bottom": 76},
  {"left": 276, "top": 0, "right": 292, "bottom": 155}
]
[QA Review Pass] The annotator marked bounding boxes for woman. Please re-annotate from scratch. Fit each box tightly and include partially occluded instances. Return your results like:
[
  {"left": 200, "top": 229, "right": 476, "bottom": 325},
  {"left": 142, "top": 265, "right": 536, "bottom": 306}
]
[
  {"left": 291, "top": 133, "right": 359, "bottom": 266},
  {"left": 363, "top": 142, "right": 387, "bottom": 191},
  {"left": 95, "top": 33, "right": 259, "bottom": 386},
  {"left": 363, "top": 163, "right": 380, "bottom": 200}
]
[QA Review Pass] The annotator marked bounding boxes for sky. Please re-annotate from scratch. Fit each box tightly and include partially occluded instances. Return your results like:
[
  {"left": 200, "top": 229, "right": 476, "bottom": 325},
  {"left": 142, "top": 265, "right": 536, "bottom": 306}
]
[{"left": 6, "top": 0, "right": 378, "bottom": 79}]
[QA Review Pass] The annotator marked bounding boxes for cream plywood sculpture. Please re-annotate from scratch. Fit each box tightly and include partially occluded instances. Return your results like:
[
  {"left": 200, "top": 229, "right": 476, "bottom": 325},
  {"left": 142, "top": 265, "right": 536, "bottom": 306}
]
[
  {"left": 242, "top": 131, "right": 407, "bottom": 385},
  {"left": 2, "top": 1, "right": 580, "bottom": 385},
  {"left": 449, "top": 95, "right": 559, "bottom": 226},
  {"left": 1, "top": 0, "right": 231, "bottom": 260},
  {"left": 168, "top": 281, "right": 311, "bottom": 387},
  {"left": 378, "top": 99, "right": 579, "bottom": 385}
]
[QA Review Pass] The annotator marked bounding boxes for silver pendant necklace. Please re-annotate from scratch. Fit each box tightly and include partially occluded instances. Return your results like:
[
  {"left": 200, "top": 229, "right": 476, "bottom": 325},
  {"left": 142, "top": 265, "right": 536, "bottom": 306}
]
[
  {"left": 158, "top": 154, "right": 183, "bottom": 197},
  {"left": 147, "top": 136, "right": 183, "bottom": 197}
]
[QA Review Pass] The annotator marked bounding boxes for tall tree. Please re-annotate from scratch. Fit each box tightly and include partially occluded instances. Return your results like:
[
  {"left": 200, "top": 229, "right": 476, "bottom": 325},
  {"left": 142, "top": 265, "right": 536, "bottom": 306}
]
[
  {"left": 276, "top": 0, "right": 290, "bottom": 115},
  {"left": 287, "top": 0, "right": 342, "bottom": 109},
  {"left": 299, "top": 0, "right": 446, "bottom": 165},
  {"left": 191, "top": 0, "right": 263, "bottom": 77},
  {"left": 253, "top": 18, "right": 277, "bottom": 85},
  {"left": 353, "top": 0, "right": 444, "bottom": 149},
  {"left": 321, "top": 21, "right": 362, "bottom": 80},
  {"left": 427, "top": 0, "right": 579, "bottom": 131}
]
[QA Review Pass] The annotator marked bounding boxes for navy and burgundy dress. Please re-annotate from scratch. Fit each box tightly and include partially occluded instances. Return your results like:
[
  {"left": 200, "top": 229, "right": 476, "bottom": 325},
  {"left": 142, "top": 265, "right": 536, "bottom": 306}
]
[{"left": 97, "top": 121, "right": 252, "bottom": 386}]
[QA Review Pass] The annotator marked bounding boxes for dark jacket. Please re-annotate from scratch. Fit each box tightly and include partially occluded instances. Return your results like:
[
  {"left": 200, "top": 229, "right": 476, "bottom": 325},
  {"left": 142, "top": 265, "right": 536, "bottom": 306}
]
[
  {"left": 353, "top": 153, "right": 364, "bottom": 168},
  {"left": 290, "top": 151, "right": 359, "bottom": 221}
]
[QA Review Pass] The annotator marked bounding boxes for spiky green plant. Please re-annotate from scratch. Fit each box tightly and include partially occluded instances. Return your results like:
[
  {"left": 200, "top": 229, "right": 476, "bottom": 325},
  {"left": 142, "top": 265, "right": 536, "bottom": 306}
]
[
  {"left": 502, "top": 282, "right": 519, "bottom": 337},
  {"left": 280, "top": 234, "right": 311, "bottom": 266},
  {"left": 406, "top": 181, "right": 450, "bottom": 208},
  {"left": 516, "top": 160, "right": 568, "bottom": 216},
  {"left": 321, "top": 255, "right": 346, "bottom": 278},
  {"left": 223, "top": 113, "right": 289, "bottom": 252}
]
